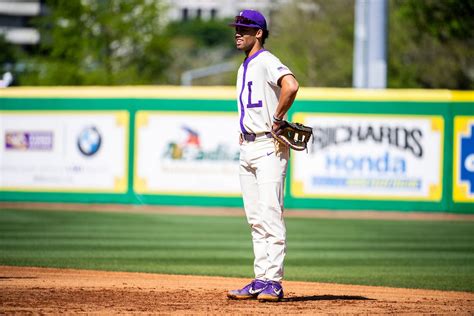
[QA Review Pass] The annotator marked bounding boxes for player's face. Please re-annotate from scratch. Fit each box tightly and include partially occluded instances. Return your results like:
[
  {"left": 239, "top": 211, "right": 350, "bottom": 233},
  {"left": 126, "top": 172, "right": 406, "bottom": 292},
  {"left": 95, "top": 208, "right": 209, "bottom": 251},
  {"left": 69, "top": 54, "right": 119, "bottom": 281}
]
[{"left": 235, "top": 26, "right": 258, "bottom": 51}]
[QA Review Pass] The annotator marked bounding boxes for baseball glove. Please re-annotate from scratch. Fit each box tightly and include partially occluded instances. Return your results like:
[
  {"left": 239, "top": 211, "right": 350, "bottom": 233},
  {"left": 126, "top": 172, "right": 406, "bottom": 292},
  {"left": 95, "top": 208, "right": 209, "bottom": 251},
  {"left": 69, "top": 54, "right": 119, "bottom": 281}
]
[{"left": 271, "top": 121, "right": 313, "bottom": 151}]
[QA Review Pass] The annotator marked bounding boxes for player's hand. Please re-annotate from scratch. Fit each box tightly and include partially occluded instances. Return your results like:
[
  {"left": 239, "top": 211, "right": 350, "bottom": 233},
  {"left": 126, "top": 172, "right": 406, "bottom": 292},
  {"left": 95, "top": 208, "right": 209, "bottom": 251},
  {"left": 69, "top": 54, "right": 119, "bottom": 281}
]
[{"left": 272, "top": 120, "right": 285, "bottom": 135}]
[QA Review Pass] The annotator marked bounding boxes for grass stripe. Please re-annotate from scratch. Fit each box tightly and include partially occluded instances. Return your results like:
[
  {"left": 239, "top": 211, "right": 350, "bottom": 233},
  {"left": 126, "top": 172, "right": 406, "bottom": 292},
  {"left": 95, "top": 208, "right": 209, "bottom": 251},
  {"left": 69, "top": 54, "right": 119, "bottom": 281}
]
[{"left": 0, "top": 209, "right": 472, "bottom": 292}]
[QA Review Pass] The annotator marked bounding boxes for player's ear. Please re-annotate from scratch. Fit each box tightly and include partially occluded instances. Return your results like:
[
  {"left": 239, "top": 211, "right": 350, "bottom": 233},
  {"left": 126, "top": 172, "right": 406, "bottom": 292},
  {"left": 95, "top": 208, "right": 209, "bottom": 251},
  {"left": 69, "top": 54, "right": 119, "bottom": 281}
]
[{"left": 256, "top": 29, "right": 263, "bottom": 40}]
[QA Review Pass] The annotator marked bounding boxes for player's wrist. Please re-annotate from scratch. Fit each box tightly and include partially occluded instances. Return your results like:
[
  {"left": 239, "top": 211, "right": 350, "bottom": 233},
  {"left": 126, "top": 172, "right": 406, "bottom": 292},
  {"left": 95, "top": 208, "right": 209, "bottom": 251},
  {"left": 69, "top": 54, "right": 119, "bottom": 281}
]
[{"left": 272, "top": 115, "right": 283, "bottom": 123}]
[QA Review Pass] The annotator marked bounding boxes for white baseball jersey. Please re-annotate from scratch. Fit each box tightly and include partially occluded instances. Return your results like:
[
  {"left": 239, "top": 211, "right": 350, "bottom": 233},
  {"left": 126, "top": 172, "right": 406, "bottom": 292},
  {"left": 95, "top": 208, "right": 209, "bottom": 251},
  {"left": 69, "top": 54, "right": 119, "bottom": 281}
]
[
  {"left": 236, "top": 49, "right": 294, "bottom": 283},
  {"left": 236, "top": 49, "right": 293, "bottom": 134}
]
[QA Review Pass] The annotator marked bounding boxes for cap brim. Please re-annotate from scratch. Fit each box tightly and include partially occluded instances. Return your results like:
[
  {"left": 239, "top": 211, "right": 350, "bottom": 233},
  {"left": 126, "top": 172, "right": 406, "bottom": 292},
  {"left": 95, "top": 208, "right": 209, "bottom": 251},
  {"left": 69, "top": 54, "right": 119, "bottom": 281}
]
[{"left": 228, "top": 22, "right": 262, "bottom": 29}]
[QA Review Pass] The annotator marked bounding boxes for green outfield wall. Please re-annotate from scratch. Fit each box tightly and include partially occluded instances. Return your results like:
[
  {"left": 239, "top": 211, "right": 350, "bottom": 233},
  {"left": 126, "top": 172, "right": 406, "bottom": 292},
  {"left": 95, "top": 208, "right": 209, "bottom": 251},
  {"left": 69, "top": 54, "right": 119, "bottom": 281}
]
[{"left": 1, "top": 87, "right": 473, "bottom": 213}]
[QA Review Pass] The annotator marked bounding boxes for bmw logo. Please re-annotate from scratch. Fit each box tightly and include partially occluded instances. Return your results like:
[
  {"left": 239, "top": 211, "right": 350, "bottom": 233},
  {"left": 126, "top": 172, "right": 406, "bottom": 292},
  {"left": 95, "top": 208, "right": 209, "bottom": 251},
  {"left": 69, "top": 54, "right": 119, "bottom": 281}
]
[{"left": 77, "top": 126, "right": 101, "bottom": 156}]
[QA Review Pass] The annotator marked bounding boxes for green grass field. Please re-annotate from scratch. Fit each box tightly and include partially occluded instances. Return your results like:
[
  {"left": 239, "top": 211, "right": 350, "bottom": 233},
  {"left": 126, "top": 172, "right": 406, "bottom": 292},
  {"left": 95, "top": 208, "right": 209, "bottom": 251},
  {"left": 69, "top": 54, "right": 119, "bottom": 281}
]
[{"left": 0, "top": 208, "right": 473, "bottom": 292}]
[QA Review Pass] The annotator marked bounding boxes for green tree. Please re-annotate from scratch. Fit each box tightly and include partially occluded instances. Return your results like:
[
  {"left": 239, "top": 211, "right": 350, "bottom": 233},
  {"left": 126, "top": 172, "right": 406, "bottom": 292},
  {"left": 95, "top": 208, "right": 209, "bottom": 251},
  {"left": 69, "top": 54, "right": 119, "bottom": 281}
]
[
  {"left": 164, "top": 18, "right": 236, "bottom": 85},
  {"left": 267, "top": 0, "right": 473, "bottom": 89},
  {"left": 399, "top": 0, "right": 473, "bottom": 42},
  {"left": 269, "top": 0, "right": 355, "bottom": 87},
  {"left": 21, "top": 0, "right": 171, "bottom": 85},
  {"left": 0, "top": 36, "right": 18, "bottom": 69},
  {"left": 166, "top": 18, "right": 234, "bottom": 48},
  {"left": 388, "top": 0, "right": 474, "bottom": 89},
  {"left": 0, "top": 35, "right": 24, "bottom": 86}
]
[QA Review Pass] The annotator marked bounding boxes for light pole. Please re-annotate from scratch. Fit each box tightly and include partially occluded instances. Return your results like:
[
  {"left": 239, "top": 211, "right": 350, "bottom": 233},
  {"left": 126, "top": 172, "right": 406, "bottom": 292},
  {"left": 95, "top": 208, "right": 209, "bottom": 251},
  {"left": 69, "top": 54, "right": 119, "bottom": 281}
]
[{"left": 353, "top": 0, "right": 388, "bottom": 89}]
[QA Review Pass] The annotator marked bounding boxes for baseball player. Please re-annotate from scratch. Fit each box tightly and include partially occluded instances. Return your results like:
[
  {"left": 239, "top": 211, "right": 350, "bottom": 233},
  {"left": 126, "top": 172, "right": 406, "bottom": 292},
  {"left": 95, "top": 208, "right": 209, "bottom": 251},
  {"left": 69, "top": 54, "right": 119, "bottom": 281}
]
[{"left": 226, "top": 10, "right": 299, "bottom": 302}]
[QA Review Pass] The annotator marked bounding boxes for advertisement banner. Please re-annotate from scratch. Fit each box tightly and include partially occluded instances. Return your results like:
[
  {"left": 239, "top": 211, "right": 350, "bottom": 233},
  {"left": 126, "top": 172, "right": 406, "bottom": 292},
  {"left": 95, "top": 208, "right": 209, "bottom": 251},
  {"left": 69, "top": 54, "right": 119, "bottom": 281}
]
[
  {"left": 453, "top": 116, "right": 474, "bottom": 202},
  {"left": 291, "top": 113, "right": 444, "bottom": 201},
  {"left": 0, "top": 111, "right": 129, "bottom": 192},
  {"left": 134, "top": 111, "right": 240, "bottom": 196}
]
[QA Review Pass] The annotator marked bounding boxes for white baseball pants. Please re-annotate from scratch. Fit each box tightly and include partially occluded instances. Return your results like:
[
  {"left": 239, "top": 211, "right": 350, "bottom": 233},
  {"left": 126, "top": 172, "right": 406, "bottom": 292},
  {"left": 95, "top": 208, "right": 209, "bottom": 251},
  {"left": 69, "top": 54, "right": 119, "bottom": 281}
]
[{"left": 239, "top": 136, "right": 289, "bottom": 282}]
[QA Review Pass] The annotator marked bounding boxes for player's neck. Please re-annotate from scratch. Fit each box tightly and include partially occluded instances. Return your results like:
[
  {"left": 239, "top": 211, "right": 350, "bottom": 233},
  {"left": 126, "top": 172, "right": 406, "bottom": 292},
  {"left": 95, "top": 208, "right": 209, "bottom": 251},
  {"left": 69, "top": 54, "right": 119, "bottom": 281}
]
[{"left": 245, "top": 42, "right": 264, "bottom": 58}]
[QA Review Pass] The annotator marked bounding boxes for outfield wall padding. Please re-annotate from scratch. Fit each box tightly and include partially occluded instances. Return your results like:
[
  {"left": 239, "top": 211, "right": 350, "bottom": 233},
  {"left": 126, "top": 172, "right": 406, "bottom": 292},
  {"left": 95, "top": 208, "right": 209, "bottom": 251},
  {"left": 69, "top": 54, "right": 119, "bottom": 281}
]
[{"left": 1, "top": 87, "right": 473, "bottom": 213}]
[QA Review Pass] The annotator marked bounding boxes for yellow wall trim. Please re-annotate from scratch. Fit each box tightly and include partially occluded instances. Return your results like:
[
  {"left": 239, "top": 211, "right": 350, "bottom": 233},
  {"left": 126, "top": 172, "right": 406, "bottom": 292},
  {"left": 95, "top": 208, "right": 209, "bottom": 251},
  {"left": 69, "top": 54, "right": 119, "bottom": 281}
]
[{"left": 1, "top": 86, "right": 473, "bottom": 101}]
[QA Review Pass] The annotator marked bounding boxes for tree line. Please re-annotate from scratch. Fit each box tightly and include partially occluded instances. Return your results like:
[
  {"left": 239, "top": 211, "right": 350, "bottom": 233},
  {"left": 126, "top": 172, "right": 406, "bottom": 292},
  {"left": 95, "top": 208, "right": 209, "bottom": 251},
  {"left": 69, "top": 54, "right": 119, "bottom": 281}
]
[{"left": 1, "top": 0, "right": 472, "bottom": 89}]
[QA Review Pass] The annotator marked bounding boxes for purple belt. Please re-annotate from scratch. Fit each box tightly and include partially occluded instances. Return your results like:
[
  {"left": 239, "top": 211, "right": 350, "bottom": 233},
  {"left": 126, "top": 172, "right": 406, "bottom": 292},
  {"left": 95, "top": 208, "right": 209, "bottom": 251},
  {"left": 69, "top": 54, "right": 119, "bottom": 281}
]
[{"left": 242, "top": 132, "right": 272, "bottom": 142}]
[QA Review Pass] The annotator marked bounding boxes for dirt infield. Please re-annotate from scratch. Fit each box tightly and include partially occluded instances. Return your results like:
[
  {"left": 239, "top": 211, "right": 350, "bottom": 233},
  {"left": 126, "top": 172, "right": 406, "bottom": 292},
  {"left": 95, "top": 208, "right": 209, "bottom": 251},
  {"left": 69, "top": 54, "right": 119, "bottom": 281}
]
[
  {"left": 1, "top": 203, "right": 473, "bottom": 314},
  {"left": 1, "top": 266, "right": 473, "bottom": 315}
]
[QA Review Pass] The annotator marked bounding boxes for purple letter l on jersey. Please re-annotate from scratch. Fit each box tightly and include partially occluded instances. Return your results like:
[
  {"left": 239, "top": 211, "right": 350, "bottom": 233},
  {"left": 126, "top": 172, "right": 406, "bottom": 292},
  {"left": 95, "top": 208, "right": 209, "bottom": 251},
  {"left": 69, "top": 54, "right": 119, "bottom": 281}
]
[{"left": 246, "top": 81, "right": 263, "bottom": 108}]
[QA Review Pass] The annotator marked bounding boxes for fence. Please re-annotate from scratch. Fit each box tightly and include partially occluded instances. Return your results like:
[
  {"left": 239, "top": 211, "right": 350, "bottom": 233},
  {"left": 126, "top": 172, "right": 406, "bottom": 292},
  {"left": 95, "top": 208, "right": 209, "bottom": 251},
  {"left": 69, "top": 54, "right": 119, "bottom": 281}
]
[{"left": 1, "top": 87, "right": 473, "bottom": 213}]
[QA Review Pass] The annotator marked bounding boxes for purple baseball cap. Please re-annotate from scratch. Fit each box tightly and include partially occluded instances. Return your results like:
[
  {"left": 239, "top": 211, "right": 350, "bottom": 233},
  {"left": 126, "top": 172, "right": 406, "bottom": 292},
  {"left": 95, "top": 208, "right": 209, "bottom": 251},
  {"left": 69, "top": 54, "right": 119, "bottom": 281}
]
[{"left": 229, "top": 9, "right": 267, "bottom": 30}]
